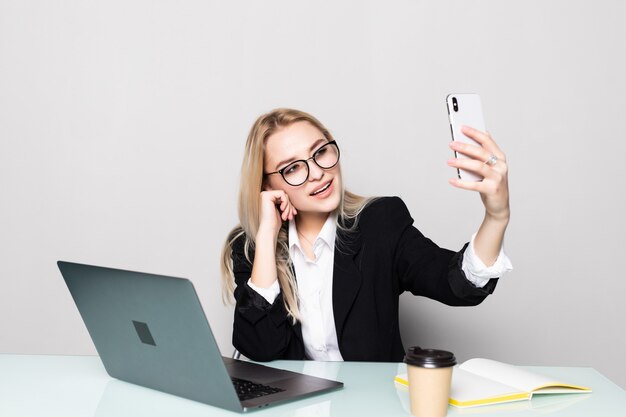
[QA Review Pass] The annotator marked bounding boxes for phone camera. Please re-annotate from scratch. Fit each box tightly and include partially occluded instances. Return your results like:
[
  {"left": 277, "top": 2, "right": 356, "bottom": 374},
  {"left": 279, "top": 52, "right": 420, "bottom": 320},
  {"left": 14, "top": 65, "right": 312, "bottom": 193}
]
[{"left": 452, "top": 97, "right": 459, "bottom": 112}]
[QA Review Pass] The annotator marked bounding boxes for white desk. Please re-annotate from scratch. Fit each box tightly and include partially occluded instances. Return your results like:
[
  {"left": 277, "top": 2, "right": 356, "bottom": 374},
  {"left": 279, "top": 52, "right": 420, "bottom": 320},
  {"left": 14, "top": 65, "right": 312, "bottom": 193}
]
[{"left": 1, "top": 354, "right": 624, "bottom": 416}]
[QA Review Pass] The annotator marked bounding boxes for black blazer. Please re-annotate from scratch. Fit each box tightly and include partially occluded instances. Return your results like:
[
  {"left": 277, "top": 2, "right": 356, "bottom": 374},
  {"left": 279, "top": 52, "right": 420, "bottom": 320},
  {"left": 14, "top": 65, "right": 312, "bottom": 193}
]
[{"left": 230, "top": 197, "right": 497, "bottom": 362}]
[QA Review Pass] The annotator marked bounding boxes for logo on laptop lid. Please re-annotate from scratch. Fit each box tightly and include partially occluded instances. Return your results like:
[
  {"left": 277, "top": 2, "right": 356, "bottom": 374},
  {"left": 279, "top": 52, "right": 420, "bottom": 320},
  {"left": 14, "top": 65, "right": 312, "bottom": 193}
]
[{"left": 132, "top": 320, "right": 156, "bottom": 346}]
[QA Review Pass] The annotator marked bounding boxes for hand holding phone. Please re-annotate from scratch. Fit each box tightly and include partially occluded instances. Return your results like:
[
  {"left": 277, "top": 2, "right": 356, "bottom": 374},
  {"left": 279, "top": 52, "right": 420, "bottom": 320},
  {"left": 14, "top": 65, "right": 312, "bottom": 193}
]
[
  {"left": 444, "top": 94, "right": 511, "bottom": 225},
  {"left": 446, "top": 93, "right": 486, "bottom": 181}
]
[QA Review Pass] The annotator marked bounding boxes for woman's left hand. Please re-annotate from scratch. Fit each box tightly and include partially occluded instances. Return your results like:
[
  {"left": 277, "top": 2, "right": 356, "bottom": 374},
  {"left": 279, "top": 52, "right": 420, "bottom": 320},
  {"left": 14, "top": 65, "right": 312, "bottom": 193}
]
[{"left": 447, "top": 126, "right": 510, "bottom": 221}]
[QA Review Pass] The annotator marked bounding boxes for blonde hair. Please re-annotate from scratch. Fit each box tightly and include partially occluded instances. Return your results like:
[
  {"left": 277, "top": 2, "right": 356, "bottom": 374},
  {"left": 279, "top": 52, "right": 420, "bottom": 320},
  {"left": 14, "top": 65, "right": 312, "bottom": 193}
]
[{"left": 220, "top": 108, "right": 375, "bottom": 322}]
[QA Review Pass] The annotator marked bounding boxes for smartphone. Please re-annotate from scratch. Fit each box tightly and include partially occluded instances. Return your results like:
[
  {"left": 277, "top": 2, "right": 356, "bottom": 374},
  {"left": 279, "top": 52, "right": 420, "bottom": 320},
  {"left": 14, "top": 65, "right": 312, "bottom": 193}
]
[{"left": 446, "top": 93, "right": 486, "bottom": 181}]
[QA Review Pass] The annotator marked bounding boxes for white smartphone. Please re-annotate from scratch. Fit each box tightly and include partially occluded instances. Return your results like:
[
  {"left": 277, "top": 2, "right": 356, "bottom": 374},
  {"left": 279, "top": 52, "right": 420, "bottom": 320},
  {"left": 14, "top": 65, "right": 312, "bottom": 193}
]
[{"left": 446, "top": 93, "right": 486, "bottom": 181}]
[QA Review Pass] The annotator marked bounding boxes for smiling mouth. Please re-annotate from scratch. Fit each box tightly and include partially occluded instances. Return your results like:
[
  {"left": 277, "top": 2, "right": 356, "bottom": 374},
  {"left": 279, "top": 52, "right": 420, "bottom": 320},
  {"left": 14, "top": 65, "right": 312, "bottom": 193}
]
[{"left": 310, "top": 180, "right": 332, "bottom": 196}]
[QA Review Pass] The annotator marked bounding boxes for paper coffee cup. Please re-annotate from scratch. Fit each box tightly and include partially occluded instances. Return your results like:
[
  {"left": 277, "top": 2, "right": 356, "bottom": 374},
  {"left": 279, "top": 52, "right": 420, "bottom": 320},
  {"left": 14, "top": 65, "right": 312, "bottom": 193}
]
[{"left": 404, "top": 346, "right": 456, "bottom": 417}]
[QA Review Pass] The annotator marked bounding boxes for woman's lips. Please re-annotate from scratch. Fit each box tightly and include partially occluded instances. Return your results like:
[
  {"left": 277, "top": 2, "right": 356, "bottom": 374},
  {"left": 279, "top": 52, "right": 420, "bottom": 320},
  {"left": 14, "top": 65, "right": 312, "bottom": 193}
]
[{"left": 310, "top": 179, "right": 333, "bottom": 197}]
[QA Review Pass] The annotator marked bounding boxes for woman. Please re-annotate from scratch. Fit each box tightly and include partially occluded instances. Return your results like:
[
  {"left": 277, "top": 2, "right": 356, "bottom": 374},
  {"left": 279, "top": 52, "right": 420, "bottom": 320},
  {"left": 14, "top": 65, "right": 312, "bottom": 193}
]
[{"left": 221, "top": 108, "right": 511, "bottom": 362}]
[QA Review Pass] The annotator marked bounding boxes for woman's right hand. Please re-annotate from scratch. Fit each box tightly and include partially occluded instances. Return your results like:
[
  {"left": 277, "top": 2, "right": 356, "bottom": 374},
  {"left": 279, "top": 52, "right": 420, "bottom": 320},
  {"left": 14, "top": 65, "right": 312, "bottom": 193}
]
[
  {"left": 258, "top": 190, "right": 297, "bottom": 239},
  {"left": 250, "top": 190, "right": 295, "bottom": 289}
]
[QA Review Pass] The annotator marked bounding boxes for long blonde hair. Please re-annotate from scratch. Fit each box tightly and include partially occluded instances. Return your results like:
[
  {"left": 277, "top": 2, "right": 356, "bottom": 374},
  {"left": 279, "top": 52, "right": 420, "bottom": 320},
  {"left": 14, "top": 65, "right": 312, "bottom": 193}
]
[{"left": 221, "top": 108, "right": 375, "bottom": 322}]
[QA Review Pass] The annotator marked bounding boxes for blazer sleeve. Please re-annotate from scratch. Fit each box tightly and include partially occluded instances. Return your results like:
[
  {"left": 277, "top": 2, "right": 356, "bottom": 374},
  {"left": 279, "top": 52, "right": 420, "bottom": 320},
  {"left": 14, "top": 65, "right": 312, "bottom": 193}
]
[
  {"left": 230, "top": 233, "right": 304, "bottom": 361},
  {"left": 386, "top": 197, "right": 498, "bottom": 305}
]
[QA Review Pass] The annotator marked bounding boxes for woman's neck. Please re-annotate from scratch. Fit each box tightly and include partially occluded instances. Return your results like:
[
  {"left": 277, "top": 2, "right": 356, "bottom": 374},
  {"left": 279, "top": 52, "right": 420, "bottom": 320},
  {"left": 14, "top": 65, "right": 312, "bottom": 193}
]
[{"left": 295, "top": 212, "right": 330, "bottom": 239}]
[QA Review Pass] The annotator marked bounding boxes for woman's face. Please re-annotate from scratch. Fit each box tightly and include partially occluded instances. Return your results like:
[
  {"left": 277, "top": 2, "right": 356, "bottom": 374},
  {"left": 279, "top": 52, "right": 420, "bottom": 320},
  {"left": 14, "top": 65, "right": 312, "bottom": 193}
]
[{"left": 264, "top": 121, "right": 342, "bottom": 217}]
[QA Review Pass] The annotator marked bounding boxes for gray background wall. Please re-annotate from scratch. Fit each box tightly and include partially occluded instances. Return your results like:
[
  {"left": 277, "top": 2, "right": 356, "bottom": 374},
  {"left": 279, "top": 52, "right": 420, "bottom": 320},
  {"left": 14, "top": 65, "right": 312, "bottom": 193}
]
[{"left": 1, "top": 0, "right": 624, "bottom": 389}]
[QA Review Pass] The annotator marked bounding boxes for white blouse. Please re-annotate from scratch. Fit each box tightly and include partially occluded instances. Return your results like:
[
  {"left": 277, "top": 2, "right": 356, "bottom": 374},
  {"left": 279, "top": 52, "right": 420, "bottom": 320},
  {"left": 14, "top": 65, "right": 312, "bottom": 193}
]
[{"left": 248, "top": 215, "right": 513, "bottom": 361}]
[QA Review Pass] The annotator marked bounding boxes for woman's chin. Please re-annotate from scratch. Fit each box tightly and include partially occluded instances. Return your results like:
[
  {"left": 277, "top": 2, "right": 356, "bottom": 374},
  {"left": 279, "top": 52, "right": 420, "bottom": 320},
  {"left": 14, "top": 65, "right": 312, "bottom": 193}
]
[{"left": 297, "top": 194, "right": 341, "bottom": 217}]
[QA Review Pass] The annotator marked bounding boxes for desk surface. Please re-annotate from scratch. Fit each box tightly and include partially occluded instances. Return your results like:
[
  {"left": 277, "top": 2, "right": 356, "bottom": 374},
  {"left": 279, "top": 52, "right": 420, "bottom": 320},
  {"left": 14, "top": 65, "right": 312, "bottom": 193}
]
[{"left": 1, "top": 354, "right": 624, "bottom": 417}]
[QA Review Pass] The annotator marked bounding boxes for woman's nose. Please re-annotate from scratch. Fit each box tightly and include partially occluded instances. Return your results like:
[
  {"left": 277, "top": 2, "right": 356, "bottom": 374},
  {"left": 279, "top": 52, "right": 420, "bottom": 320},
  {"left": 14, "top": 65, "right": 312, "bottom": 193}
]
[{"left": 307, "top": 160, "right": 324, "bottom": 181}]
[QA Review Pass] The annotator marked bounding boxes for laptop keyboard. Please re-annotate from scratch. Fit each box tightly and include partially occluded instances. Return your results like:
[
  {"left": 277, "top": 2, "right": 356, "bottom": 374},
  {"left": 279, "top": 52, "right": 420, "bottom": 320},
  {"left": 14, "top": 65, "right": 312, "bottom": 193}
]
[{"left": 231, "top": 377, "right": 285, "bottom": 401}]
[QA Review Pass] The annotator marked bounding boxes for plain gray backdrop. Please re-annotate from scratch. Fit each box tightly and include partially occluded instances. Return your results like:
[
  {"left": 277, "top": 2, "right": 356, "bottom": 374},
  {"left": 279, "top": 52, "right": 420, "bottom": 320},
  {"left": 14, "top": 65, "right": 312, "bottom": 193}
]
[{"left": 1, "top": 0, "right": 624, "bottom": 389}]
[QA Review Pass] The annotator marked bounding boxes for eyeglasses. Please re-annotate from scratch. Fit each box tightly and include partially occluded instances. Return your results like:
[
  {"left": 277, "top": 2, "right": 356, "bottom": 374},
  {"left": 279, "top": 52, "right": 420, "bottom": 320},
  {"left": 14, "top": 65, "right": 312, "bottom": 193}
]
[{"left": 265, "top": 140, "right": 340, "bottom": 186}]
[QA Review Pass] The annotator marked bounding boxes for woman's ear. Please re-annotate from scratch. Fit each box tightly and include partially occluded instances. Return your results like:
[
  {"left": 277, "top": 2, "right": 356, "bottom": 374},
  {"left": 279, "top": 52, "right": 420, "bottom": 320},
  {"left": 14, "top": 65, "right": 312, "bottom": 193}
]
[{"left": 262, "top": 178, "right": 272, "bottom": 191}]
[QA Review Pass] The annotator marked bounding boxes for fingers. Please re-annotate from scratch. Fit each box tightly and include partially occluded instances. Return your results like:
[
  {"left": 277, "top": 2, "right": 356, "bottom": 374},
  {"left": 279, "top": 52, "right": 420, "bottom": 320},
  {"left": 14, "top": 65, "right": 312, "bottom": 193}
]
[
  {"left": 448, "top": 177, "right": 483, "bottom": 192},
  {"left": 449, "top": 127, "right": 508, "bottom": 180},
  {"left": 448, "top": 155, "right": 509, "bottom": 202},
  {"left": 448, "top": 128, "right": 510, "bottom": 218},
  {"left": 448, "top": 175, "right": 504, "bottom": 195},
  {"left": 459, "top": 126, "right": 506, "bottom": 161},
  {"left": 449, "top": 140, "right": 491, "bottom": 167},
  {"left": 282, "top": 200, "right": 297, "bottom": 221},
  {"left": 448, "top": 155, "right": 507, "bottom": 181},
  {"left": 262, "top": 190, "right": 297, "bottom": 222},
  {"left": 447, "top": 127, "right": 509, "bottom": 197},
  {"left": 278, "top": 193, "right": 297, "bottom": 221}
]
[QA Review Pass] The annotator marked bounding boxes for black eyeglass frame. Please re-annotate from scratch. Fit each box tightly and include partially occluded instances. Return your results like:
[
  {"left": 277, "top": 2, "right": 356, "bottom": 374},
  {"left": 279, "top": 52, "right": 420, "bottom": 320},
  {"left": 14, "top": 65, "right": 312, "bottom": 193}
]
[{"left": 264, "top": 140, "right": 340, "bottom": 187}]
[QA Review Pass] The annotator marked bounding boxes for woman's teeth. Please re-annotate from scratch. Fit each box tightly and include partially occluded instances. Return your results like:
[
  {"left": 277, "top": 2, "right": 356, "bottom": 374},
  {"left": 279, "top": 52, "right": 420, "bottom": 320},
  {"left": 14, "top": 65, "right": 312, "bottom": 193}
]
[{"left": 311, "top": 181, "right": 331, "bottom": 195}]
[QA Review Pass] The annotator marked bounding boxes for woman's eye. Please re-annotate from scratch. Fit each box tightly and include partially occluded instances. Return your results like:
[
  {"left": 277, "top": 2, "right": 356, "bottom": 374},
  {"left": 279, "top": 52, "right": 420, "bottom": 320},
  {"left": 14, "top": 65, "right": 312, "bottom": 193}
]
[
  {"left": 285, "top": 163, "right": 301, "bottom": 175},
  {"left": 315, "top": 147, "right": 328, "bottom": 157}
]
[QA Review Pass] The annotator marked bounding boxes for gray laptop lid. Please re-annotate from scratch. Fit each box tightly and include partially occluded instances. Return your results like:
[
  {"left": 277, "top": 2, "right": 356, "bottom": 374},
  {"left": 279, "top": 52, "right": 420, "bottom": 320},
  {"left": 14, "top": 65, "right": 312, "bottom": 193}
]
[{"left": 58, "top": 261, "right": 243, "bottom": 412}]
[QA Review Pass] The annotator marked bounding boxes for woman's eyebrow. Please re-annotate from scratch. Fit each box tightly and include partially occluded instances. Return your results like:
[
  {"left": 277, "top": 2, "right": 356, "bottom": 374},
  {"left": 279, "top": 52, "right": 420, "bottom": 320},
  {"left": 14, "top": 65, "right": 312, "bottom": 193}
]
[{"left": 274, "top": 138, "right": 327, "bottom": 170}]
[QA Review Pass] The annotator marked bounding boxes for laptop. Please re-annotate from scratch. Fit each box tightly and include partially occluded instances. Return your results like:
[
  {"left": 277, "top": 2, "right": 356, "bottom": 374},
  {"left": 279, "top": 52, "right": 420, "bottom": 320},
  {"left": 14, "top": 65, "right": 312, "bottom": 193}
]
[{"left": 57, "top": 261, "right": 343, "bottom": 412}]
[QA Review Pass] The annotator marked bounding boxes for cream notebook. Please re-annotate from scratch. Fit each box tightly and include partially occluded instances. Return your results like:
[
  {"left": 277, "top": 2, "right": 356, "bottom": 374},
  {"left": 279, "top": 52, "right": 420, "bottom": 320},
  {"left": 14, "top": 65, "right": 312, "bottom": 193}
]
[{"left": 394, "top": 358, "right": 591, "bottom": 408}]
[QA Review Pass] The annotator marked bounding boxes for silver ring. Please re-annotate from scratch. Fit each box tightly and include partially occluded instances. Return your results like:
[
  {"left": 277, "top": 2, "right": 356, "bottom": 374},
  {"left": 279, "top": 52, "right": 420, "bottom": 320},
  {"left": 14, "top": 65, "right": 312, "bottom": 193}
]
[{"left": 484, "top": 155, "right": 498, "bottom": 166}]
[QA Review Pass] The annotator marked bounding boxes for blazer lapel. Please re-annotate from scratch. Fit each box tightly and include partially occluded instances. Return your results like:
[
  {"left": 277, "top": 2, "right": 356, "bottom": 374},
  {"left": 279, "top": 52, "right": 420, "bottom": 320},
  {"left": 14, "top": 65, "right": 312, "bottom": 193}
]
[{"left": 332, "top": 227, "right": 363, "bottom": 343}]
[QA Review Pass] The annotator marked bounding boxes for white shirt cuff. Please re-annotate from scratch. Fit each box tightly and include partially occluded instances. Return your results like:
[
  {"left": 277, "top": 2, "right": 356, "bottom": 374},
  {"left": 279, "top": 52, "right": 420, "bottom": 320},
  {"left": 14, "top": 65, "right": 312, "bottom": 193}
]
[
  {"left": 247, "top": 279, "right": 280, "bottom": 305},
  {"left": 461, "top": 233, "right": 513, "bottom": 288}
]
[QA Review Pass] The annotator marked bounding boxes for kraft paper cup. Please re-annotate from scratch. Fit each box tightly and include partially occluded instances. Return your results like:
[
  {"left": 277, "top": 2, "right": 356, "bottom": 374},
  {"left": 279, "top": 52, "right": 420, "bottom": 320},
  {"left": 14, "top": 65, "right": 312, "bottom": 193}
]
[{"left": 404, "top": 347, "right": 456, "bottom": 417}]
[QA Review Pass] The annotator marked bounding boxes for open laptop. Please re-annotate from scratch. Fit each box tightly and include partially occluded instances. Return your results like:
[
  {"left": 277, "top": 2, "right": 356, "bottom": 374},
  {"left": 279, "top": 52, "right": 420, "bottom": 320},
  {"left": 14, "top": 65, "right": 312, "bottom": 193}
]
[{"left": 57, "top": 261, "right": 343, "bottom": 412}]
